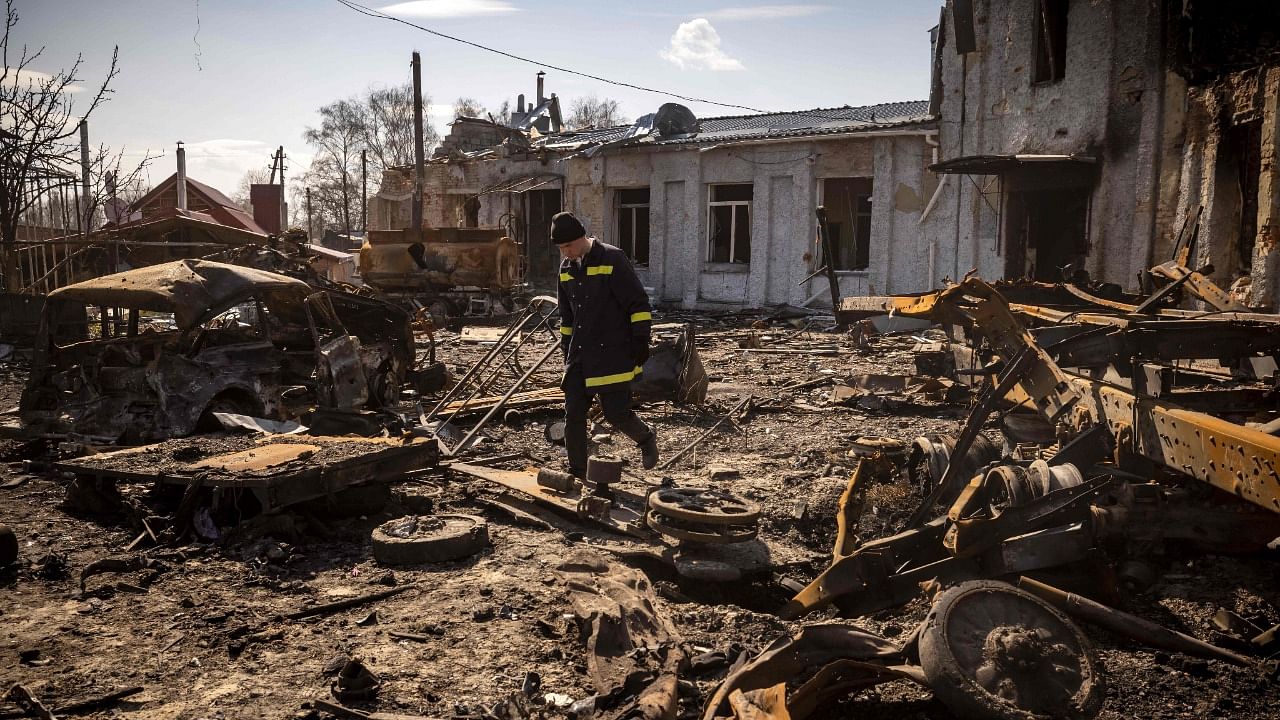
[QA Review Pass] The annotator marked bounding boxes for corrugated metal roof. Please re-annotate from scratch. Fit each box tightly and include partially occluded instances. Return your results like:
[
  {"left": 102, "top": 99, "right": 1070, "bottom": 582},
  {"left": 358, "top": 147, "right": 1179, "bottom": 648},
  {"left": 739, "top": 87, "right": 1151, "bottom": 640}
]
[
  {"left": 539, "top": 125, "right": 633, "bottom": 150},
  {"left": 653, "top": 100, "right": 932, "bottom": 146},
  {"left": 532, "top": 100, "right": 932, "bottom": 153}
]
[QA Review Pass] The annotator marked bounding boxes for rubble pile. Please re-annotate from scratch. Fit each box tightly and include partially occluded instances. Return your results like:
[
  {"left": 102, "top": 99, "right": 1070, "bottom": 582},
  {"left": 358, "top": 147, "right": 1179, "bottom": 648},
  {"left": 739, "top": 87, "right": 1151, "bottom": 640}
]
[{"left": 1, "top": 278, "right": 1279, "bottom": 720}]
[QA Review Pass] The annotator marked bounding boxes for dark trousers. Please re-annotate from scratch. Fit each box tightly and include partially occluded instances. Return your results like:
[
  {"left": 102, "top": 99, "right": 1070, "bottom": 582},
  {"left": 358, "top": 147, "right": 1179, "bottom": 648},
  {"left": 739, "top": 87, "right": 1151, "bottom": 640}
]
[{"left": 563, "top": 364, "right": 652, "bottom": 476}]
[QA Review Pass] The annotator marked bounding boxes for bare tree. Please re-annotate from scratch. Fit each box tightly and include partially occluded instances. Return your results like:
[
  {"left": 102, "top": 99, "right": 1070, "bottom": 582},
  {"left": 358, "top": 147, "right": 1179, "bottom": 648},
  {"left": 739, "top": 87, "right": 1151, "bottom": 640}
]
[
  {"left": 360, "top": 83, "right": 438, "bottom": 171},
  {"left": 490, "top": 99, "right": 512, "bottom": 127},
  {"left": 566, "top": 95, "right": 629, "bottom": 131},
  {"left": 0, "top": 0, "right": 120, "bottom": 290},
  {"left": 232, "top": 167, "right": 272, "bottom": 214},
  {"left": 303, "top": 99, "right": 363, "bottom": 241},
  {"left": 453, "top": 96, "right": 486, "bottom": 120}
]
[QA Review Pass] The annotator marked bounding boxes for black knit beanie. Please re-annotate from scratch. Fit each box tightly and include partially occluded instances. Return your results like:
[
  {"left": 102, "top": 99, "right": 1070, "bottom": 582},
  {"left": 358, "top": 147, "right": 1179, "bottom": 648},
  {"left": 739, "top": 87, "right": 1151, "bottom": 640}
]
[{"left": 550, "top": 212, "right": 586, "bottom": 244}]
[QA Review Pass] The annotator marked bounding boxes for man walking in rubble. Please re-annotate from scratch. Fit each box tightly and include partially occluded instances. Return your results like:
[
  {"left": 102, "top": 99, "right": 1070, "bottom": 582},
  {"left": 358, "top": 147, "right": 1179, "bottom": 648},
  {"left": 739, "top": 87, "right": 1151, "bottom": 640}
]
[{"left": 552, "top": 211, "right": 659, "bottom": 477}]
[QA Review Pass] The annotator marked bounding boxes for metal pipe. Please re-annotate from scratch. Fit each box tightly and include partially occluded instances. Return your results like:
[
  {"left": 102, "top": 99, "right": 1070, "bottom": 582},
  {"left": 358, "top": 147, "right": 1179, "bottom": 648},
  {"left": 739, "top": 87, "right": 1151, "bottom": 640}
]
[
  {"left": 815, "top": 206, "right": 845, "bottom": 327},
  {"left": 175, "top": 141, "right": 188, "bottom": 211},
  {"left": 453, "top": 340, "right": 560, "bottom": 454},
  {"left": 443, "top": 313, "right": 552, "bottom": 417},
  {"left": 423, "top": 303, "right": 542, "bottom": 423},
  {"left": 79, "top": 121, "right": 91, "bottom": 238},
  {"left": 1017, "top": 576, "right": 1253, "bottom": 667}
]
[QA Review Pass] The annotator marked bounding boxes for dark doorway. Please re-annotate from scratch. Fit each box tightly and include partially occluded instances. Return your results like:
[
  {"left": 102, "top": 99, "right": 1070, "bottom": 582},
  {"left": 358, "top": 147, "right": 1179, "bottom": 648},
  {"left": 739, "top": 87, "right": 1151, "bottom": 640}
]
[
  {"left": 1004, "top": 186, "right": 1090, "bottom": 282},
  {"left": 525, "top": 188, "right": 563, "bottom": 290},
  {"left": 821, "top": 177, "right": 873, "bottom": 270}
]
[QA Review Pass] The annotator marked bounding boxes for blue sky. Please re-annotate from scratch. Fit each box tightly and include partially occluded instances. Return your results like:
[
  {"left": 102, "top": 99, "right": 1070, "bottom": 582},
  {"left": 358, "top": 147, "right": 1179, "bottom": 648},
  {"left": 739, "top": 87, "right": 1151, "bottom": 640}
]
[{"left": 10, "top": 0, "right": 942, "bottom": 193}]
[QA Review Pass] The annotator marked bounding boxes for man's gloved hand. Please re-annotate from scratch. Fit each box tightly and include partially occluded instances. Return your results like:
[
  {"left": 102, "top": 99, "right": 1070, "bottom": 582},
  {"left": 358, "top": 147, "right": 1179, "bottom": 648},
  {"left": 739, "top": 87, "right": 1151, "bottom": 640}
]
[{"left": 633, "top": 340, "right": 650, "bottom": 368}]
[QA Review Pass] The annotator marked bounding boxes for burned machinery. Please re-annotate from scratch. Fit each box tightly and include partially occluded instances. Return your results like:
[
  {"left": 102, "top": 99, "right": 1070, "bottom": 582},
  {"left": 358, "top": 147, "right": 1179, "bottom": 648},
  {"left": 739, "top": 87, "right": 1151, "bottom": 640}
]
[{"left": 788, "top": 275, "right": 1280, "bottom": 620}]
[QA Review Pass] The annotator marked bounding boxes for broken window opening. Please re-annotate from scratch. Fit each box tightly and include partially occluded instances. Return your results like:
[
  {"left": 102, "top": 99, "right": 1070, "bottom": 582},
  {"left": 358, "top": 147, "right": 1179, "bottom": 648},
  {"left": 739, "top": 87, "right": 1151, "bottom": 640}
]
[
  {"left": 463, "top": 196, "right": 481, "bottom": 228},
  {"left": 822, "top": 178, "right": 874, "bottom": 271},
  {"left": 707, "top": 184, "right": 753, "bottom": 264},
  {"left": 1032, "top": 0, "right": 1068, "bottom": 84},
  {"left": 615, "top": 187, "right": 650, "bottom": 266}
]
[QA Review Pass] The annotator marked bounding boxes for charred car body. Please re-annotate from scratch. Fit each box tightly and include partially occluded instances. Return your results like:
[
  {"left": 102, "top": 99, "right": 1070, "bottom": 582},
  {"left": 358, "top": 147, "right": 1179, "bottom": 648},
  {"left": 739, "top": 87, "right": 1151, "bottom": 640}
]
[{"left": 20, "top": 259, "right": 413, "bottom": 443}]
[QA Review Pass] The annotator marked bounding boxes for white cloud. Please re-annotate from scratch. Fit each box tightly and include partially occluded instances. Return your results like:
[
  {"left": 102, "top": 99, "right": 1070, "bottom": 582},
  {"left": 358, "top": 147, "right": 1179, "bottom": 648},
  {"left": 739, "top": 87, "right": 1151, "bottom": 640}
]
[
  {"left": 378, "top": 0, "right": 520, "bottom": 18},
  {"left": 703, "top": 5, "right": 830, "bottom": 21},
  {"left": 660, "top": 19, "right": 745, "bottom": 72},
  {"left": 1, "top": 67, "right": 84, "bottom": 93},
  {"left": 177, "top": 139, "right": 275, "bottom": 194}
]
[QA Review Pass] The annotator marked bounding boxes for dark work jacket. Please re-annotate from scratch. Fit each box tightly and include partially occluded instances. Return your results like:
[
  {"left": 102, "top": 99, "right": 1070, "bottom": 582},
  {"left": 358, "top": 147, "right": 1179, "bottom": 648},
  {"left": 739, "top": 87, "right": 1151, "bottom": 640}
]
[{"left": 557, "top": 239, "right": 652, "bottom": 389}]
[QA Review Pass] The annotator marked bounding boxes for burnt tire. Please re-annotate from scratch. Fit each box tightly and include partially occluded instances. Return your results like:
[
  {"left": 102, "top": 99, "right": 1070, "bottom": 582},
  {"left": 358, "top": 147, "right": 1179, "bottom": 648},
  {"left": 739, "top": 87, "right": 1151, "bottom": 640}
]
[
  {"left": 304, "top": 483, "right": 392, "bottom": 518},
  {"left": 196, "top": 393, "right": 263, "bottom": 432},
  {"left": 920, "top": 580, "right": 1105, "bottom": 720},
  {"left": 0, "top": 524, "right": 17, "bottom": 567},
  {"left": 371, "top": 513, "right": 488, "bottom": 565}
]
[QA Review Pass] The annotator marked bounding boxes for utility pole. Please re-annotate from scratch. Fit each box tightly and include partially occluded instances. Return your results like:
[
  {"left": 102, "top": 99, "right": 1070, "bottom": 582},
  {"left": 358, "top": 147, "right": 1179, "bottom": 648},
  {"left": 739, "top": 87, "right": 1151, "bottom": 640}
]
[
  {"left": 306, "top": 186, "right": 313, "bottom": 242},
  {"left": 79, "top": 120, "right": 90, "bottom": 238},
  {"left": 411, "top": 50, "right": 425, "bottom": 234},
  {"left": 277, "top": 145, "right": 287, "bottom": 231},
  {"left": 361, "top": 148, "right": 368, "bottom": 233}
]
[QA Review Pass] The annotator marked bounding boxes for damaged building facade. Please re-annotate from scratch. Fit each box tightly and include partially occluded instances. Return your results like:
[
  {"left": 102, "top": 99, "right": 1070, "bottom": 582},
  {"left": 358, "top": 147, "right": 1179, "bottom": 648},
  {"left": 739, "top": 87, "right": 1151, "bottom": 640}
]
[
  {"left": 370, "top": 94, "right": 938, "bottom": 309},
  {"left": 923, "top": 0, "right": 1280, "bottom": 306}
]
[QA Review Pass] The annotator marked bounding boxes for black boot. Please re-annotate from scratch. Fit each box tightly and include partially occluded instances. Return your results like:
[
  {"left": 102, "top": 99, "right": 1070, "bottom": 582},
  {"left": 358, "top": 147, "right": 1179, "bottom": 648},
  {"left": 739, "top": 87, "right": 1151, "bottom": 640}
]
[{"left": 639, "top": 434, "right": 659, "bottom": 470}]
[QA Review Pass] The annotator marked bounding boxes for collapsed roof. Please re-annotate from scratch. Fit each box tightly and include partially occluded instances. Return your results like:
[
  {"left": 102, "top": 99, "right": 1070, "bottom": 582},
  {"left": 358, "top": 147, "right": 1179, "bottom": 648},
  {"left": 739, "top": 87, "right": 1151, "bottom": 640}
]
[
  {"left": 50, "top": 259, "right": 312, "bottom": 332},
  {"left": 434, "top": 100, "right": 933, "bottom": 161}
]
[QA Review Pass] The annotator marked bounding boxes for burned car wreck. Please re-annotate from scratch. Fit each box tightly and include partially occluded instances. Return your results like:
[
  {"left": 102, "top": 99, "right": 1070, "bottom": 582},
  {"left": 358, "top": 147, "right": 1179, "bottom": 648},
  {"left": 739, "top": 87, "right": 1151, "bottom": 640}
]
[{"left": 19, "top": 259, "right": 413, "bottom": 443}]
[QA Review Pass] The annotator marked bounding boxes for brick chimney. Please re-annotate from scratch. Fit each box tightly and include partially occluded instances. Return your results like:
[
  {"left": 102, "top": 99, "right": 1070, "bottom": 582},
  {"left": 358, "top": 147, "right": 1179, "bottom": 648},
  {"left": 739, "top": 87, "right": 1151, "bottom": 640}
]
[{"left": 250, "top": 184, "right": 283, "bottom": 234}]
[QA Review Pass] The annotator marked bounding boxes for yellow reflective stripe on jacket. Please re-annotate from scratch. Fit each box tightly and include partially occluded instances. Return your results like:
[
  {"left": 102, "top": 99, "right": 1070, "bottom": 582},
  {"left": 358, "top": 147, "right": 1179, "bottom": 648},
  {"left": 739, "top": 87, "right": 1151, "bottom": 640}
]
[
  {"left": 559, "top": 272, "right": 573, "bottom": 282},
  {"left": 586, "top": 265, "right": 614, "bottom": 276},
  {"left": 584, "top": 365, "right": 644, "bottom": 388},
  {"left": 560, "top": 325, "right": 573, "bottom": 336},
  {"left": 630, "top": 311, "right": 652, "bottom": 323}
]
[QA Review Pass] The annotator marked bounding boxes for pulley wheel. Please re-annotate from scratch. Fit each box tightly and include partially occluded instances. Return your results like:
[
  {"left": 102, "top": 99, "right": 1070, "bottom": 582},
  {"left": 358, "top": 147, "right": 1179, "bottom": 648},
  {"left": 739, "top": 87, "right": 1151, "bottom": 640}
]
[
  {"left": 645, "top": 510, "right": 758, "bottom": 545},
  {"left": 648, "top": 487, "right": 761, "bottom": 525},
  {"left": 920, "top": 580, "right": 1105, "bottom": 720}
]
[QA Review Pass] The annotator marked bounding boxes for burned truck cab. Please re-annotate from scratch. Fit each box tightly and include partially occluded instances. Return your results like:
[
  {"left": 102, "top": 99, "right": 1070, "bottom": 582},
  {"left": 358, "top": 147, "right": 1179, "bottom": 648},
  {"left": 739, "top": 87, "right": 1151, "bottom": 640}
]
[{"left": 20, "top": 259, "right": 412, "bottom": 444}]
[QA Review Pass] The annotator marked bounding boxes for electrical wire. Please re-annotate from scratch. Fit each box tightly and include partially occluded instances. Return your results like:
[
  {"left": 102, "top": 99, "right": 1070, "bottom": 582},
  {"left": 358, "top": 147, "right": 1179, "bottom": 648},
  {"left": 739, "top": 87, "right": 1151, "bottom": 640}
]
[
  {"left": 193, "top": 0, "right": 203, "bottom": 71},
  {"left": 332, "top": 0, "right": 768, "bottom": 113},
  {"left": 333, "top": 0, "right": 928, "bottom": 129}
]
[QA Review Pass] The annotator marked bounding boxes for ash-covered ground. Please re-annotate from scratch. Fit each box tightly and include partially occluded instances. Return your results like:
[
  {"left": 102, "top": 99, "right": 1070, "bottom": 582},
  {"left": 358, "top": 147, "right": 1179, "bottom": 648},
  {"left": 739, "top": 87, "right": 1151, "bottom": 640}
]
[{"left": 1, "top": 315, "right": 1277, "bottom": 720}]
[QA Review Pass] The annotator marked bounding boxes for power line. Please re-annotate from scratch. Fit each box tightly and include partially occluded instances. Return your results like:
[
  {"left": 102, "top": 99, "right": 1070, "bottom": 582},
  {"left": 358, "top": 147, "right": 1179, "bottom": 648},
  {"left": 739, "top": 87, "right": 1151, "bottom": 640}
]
[
  {"left": 331, "top": 0, "right": 767, "bottom": 114},
  {"left": 332, "top": 0, "right": 930, "bottom": 130}
]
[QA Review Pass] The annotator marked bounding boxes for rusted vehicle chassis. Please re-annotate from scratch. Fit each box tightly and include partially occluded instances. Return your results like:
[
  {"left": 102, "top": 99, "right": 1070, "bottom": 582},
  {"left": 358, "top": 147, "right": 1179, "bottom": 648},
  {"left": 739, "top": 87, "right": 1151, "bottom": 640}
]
[{"left": 20, "top": 260, "right": 413, "bottom": 443}]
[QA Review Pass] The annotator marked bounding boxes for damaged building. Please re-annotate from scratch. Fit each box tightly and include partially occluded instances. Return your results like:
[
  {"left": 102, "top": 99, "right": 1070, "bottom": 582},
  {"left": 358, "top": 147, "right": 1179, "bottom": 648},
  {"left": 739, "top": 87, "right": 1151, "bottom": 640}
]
[
  {"left": 923, "top": 0, "right": 1280, "bottom": 307},
  {"left": 369, "top": 75, "right": 937, "bottom": 309}
]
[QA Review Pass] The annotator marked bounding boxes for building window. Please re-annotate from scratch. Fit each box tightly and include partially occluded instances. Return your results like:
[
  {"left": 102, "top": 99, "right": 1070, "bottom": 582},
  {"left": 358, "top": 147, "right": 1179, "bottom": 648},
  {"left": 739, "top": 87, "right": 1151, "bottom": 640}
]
[
  {"left": 615, "top": 188, "right": 650, "bottom": 266},
  {"left": 1033, "top": 0, "right": 1068, "bottom": 83},
  {"left": 707, "top": 184, "right": 752, "bottom": 264},
  {"left": 822, "top": 178, "right": 873, "bottom": 270}
]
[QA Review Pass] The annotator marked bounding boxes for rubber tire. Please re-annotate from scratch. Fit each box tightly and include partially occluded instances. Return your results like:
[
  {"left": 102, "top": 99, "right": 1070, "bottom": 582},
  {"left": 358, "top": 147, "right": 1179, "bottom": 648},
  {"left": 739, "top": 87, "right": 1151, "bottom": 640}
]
[
  {"left": 196, "top": 394, "right": 262, "bottom": 433},
  {"left": 371, "top": 513, "right": 488, "bottom": 565},
  {"left": 303, "top": 483, "right": 392, "bottom": 518},
  {"left": 0, "top": 524, "right": 17, "bottom": 567},
  {"left": 919, "top": 580, "right": 1105, "bottom": 720}
]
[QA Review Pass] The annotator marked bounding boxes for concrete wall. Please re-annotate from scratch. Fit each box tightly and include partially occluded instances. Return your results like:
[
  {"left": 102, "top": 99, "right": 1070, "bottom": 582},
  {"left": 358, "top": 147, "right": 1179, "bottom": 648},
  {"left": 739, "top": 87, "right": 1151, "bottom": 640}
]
[
  {"left": 923, "top": 0, "right": 1174, "bottom": 289},
  {"left": 374, "top": 131, "right": 936, "bottom": 310},
  {"left": 557, "top": 132, "right": 935, "bottom": 310},
  {"left": 1174, "top": 66, "right": 1280, "bottom": 308}
]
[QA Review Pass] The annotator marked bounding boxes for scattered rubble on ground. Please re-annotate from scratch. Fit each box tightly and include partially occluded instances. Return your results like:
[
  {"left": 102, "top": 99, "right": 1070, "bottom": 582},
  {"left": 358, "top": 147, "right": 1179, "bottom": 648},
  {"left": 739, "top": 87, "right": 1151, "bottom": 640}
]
[{"left": 2, "top": 278, "right": 1279, "bottom": 720}]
